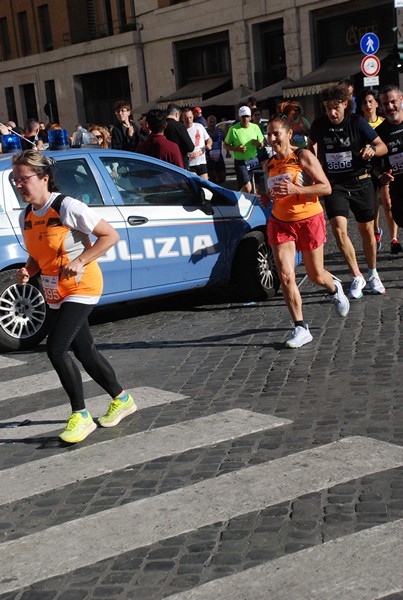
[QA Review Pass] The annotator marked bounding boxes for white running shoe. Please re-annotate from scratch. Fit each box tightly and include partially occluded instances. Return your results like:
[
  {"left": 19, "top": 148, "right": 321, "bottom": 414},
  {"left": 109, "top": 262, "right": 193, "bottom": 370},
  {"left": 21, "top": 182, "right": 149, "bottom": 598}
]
[
  {"left": 330, "top": 278, "right": 350, "bottom": 317},
  {"left": 348, "top": 275, "right": 366, "bottom": 299},
  {"left": 368, "top": 274, "right": 386, "bottom": 295},
  {"left": 285, "top": 325, "right": 313, "bottom": 349}
]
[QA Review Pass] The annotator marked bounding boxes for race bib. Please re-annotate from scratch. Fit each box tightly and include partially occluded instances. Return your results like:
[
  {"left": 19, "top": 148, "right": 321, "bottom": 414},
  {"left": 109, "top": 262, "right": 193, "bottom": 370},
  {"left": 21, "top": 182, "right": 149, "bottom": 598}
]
[
  {"left": 189, "top": 147, "right": 204, "bottom": 159},
  {"left": 267, "top": 174, "right": 292, "bottom": 199},
  {"left": 325, "top": 151, "right": 353, "bottom": 173},
  {"left": 389, "top": 152, "right": 403, "bottom": 175},
  {"left": 41, "top": 274, "right": 61, "bottom": 303}
]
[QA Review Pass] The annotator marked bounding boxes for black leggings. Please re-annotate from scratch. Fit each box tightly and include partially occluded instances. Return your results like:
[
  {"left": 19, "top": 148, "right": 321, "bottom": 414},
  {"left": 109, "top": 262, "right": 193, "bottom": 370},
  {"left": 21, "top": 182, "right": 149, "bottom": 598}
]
[{"left": 46, "top": 302, "right": 123, "bottom": 412}]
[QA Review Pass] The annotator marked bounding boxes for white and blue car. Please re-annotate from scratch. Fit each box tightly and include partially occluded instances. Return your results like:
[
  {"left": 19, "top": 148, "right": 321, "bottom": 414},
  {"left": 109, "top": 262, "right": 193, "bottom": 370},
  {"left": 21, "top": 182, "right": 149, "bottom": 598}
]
[{"left": 0, "top": 148, "right": 282, "bottom": 352}]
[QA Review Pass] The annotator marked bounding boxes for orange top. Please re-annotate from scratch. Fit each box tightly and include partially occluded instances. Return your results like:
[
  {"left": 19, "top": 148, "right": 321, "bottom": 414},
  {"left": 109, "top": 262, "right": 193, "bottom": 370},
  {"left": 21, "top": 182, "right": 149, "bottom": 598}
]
[
  {"left": 267, "top": 151, "right": 323, "bottom": 222},
  {"left": 23, "top": 199, "right": 103, "bottom": 305}
]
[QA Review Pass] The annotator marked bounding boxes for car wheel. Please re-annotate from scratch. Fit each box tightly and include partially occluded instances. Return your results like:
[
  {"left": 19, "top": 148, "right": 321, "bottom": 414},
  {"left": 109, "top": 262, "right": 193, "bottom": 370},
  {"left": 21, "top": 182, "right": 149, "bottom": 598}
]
[
  {"left": 0, "top": 270, "right": 50, "bottom": 352},
  {"left": 234, "top": 230, "right": 280, "bottom": 300}
]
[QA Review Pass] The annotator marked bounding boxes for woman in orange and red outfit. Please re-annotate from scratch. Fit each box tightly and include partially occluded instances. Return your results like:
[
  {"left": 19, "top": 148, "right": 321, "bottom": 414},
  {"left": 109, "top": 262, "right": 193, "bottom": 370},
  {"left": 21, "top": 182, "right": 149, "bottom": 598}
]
[{"left": 260, "top": 115, "right": 350, "bottom": 348}]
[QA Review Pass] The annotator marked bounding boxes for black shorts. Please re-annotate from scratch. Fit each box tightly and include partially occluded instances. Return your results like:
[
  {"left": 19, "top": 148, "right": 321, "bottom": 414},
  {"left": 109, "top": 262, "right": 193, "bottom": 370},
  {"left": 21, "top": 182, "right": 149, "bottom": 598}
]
[
  {"left": 189, "top": 164, "right": 208, "bottom": 176},
  {"left": 324, "top": 178, "right": 374, "bottom": 223},
  {"left": 389, "top": 180, "right": 403, "bottom": 227},
  {"left": 234, "top": 158, "right": 260, "bottom": 187},
  {"left": 207, "top": 159, "right": 226, "bottom": 174}
]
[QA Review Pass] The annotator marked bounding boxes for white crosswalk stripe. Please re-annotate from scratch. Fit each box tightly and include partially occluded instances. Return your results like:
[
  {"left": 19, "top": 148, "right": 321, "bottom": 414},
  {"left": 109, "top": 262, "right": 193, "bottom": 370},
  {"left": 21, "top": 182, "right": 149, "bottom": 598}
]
[
  {"left": 0, "top": 386, "right": 189, "bottom": 441},
  {"left": 0, "top": 355, "right": 26, "bottom": 369},
  {"left": 0, "top": 363, "right": 402, "bottom": 598},
  {"left": 0, "top": 408, "right": 291, "bottom": 504},
  {"left": 0, "top": 369, "right": 92, "bottom": 401},
  {"left": 165, "top": 519, "right": 403, "bottom": 600},
  {"left": 1, "top": 436, "right": 403, "bottom": 594}
]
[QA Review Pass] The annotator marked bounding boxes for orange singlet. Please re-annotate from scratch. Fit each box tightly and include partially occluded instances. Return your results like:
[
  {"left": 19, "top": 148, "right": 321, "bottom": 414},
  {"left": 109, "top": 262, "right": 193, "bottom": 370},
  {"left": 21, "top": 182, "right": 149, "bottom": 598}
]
[
  {"left": 267, "top": 150, "right": 323, "bottom": 222},
  {"left": 23, "top": 195, "right": 103, "bottom": 305}
]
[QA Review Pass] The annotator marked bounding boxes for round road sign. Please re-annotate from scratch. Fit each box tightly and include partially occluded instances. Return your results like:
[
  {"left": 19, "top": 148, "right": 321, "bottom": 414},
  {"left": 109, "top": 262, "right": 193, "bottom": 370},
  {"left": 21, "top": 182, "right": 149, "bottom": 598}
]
[
  {"left": 360, "top": 33, "right": 380, "bottom": 55},
  {"left": 361, "top": 54, "right": 381, "bottom": 77}
]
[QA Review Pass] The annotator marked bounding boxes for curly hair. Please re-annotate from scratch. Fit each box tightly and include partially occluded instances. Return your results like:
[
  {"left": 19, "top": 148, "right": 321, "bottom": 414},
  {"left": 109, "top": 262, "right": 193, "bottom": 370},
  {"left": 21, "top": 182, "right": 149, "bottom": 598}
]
[{"left": 320, "top": 84, "right": 354, "bottom": 114}]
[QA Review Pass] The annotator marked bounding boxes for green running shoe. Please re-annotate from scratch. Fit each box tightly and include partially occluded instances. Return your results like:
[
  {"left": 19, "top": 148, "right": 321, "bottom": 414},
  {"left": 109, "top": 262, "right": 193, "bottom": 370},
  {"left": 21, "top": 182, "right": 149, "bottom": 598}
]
[
  {"left": 98, "top": 394, "right": 137, "bottom": 428},
  {"left": 59, "top": 412, "right": 97, "bottom": 444}
]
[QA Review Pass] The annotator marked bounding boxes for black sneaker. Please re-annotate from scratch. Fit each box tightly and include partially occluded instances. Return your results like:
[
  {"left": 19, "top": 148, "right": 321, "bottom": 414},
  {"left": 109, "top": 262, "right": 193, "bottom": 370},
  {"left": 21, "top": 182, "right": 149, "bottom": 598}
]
[{"left": 390, "top": 240, "right": 403, "bottom": 255}]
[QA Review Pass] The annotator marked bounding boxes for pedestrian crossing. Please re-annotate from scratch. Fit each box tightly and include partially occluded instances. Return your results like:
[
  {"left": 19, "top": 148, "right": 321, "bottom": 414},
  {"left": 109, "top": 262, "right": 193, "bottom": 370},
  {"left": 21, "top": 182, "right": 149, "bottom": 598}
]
[
  {"left": 0, "top": 408, "right": 290, "bottom": 504},
  {"left": 0, "top": 353, "right": 402, "bottom": 598},
  {"left": 0, "top": 356, "right": 26, "bottom": 370},
  {"left": 165, "top": 519, "right": 403, "bottom": 600},
  {"left": 0, "top": 386, "right": 189, "bottom": 441}
]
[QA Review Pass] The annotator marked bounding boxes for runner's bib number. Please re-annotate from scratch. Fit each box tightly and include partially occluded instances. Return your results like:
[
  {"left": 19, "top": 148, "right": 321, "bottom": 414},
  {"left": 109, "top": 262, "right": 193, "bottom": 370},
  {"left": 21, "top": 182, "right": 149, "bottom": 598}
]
[
  {"left": 267, "top": 174, "right": 292, "bottom": 200},
  {"left": 389, "top": 152, "right": 403, "bottom": 175},
  {"left": 189, "top": 147, "right": 205, "bottom": 159},
  {"left": 41, "top": 275, "right": 61, "bottom": 303},
  {"left": 325, "top": 151, "right": 353, "bottom": 173}
]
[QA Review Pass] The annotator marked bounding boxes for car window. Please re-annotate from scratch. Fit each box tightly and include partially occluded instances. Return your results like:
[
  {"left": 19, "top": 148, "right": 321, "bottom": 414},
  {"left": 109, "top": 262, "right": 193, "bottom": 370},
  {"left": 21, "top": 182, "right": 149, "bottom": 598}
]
[
  {"left": 53, "top": 159, "right": 104, "bottom": 205},
  {"left": 8, "top": 158, "right": 104, "bottom": 208},
  {"left": 100, "top": 156, "right": 199, "bottom": 206}
]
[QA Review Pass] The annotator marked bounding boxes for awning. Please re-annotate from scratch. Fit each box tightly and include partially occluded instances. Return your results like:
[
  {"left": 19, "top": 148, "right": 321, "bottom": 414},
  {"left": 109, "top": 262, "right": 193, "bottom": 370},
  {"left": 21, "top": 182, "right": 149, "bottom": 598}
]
[
  {"left": 199, "top": 85, "right": 255, "bottom": 107},
  {"left": 239, "top": 78, "right": 293, "bottom": 103},
  {"left": 283, "top": 52, "right": 387, "bottom": 98},
  {"left": 156, "top": 76, "right": 231, "bottom": 109}
]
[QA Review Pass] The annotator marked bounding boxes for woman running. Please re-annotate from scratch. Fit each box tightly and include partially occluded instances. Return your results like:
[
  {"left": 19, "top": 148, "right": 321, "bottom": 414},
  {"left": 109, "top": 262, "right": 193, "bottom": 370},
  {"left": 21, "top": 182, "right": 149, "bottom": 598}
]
[
  {"left": 13, "top": 149, "right": 137, "bottom": 443},
  {"left": 260, "top": 114, "right": 350, "bottom": 348}
]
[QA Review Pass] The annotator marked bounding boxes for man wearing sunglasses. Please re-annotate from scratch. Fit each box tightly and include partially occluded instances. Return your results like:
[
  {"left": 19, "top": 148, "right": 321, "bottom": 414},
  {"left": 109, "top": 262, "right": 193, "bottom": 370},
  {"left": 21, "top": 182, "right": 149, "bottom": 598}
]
[{"left": 307, "top": 83, "right": 387, "bottom": 299}]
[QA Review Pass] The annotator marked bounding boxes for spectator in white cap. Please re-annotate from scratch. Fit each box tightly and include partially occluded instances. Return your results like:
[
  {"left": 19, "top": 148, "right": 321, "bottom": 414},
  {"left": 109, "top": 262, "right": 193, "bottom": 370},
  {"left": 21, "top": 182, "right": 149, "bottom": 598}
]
[{"left": 223, "top": 106, "right": 264, "bottom": 192}]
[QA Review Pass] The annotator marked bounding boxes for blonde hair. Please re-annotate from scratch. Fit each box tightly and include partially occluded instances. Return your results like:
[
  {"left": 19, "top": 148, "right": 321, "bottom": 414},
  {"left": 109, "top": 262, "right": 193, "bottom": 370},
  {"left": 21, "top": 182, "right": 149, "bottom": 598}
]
[
  {"left": 12, "top": 149, "right": 59, "bottom": 191},
  {"left": 89, "top": 125, "right": 110, "bottom": 149}
]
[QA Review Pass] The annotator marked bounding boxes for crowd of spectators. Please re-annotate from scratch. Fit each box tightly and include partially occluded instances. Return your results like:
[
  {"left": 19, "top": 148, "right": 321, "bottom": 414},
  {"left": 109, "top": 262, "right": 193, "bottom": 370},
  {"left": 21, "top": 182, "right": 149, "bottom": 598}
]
[
  {"left": 1, "top": 82, "right": 401, "bottom": 267},
  {"left": 2, "top": 80, "right": 403, "bottom": 351}
]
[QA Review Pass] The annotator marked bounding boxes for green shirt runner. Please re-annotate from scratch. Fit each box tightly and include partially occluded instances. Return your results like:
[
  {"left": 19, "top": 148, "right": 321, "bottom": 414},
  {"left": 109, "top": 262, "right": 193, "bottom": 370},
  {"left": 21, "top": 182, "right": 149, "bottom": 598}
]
[{"left": 224, "top": 122, "right": 264, "bottom": 160}]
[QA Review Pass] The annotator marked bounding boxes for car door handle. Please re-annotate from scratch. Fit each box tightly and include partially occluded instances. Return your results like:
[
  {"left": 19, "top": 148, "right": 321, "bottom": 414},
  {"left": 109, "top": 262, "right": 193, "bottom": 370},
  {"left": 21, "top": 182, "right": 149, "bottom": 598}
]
[{"left": 127, "top": 216, "right": 148, "bottom": 226}]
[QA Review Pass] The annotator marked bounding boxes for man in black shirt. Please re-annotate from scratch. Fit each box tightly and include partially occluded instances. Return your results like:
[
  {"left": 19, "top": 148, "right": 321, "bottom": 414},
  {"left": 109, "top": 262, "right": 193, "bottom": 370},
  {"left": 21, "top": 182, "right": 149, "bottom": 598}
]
[
  {"left": 307, "top": 84, "right": 387, "bottom": 299},
  {"left": 164, "top": 103, "right": 194, "bottom": 169},
  {"left": 20, "top": 118, "right": 44, "bottom": 150},
  {"left": 376, "top": 84, "right": 403, "bottom": 254}
]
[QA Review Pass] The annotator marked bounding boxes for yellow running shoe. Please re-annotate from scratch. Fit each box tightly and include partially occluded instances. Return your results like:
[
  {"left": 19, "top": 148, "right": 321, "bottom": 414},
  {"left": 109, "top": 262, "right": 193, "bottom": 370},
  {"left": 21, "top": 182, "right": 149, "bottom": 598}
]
[
  {"left": 59, "top": 412, "right": 97, "bottom": 444},
  {"left": 98, "top": 394, "right": 137, "bottom": 428}
]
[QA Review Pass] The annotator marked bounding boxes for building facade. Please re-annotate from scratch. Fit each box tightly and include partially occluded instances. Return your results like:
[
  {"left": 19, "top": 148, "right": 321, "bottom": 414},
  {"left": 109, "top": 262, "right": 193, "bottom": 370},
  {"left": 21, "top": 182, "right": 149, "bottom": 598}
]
[{"left": 0, "top": 0, "right": 401, "bottom": 133}]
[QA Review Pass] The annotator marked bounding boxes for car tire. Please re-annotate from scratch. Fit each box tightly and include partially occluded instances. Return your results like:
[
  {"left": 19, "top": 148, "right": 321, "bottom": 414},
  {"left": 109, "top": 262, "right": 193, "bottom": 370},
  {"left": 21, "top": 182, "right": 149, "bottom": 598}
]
[
  {"left": 0, "top": 270, "right": 50, "bottom": 352},
  {"left": 234, "top": 230, "right": 280, "bottom": 300}
]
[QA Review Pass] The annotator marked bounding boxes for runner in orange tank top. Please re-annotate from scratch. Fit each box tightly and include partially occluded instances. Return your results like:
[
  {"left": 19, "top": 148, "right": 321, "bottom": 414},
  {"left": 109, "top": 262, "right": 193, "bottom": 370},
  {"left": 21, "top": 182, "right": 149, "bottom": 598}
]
[
  {"left": 259, "top": 114, "right": 350, "bottom": 349},
  {"left": 13, "top": 150, "right": 138, "bottom": 444}
]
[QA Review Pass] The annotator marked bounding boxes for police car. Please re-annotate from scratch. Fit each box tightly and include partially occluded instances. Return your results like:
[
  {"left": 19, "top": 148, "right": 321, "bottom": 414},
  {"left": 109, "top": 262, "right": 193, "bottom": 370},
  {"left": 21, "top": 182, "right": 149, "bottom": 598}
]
[{"left": 0, "top": 147, "right": 280, "bottom": 352}]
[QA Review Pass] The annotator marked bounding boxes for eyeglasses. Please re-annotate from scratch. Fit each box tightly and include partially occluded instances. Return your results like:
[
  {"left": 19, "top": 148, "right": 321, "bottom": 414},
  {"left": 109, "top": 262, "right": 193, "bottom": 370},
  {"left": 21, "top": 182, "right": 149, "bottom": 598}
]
[{"left": 11, "top": 173, "right": 38, "bottom": 186}]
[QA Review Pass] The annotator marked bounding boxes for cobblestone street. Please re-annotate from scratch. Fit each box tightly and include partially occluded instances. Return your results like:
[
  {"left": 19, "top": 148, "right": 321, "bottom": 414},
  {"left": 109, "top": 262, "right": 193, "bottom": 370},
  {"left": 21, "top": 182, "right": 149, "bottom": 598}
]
[{"left": 0, "top": 212, "right": 403, "bottom": 599}]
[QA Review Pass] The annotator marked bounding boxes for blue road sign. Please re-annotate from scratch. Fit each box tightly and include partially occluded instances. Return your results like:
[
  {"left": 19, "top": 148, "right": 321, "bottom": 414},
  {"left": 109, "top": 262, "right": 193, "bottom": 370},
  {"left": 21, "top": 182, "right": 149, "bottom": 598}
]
[{"left": 360, "top": 33, "right": 380, "bottom": 55}]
